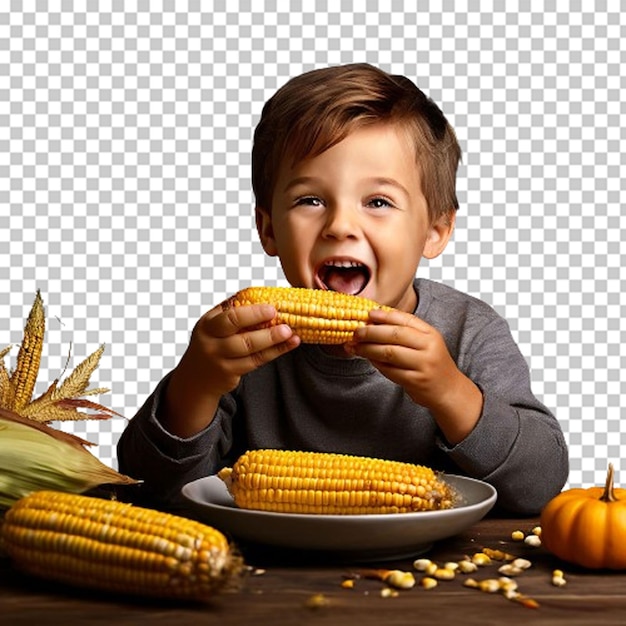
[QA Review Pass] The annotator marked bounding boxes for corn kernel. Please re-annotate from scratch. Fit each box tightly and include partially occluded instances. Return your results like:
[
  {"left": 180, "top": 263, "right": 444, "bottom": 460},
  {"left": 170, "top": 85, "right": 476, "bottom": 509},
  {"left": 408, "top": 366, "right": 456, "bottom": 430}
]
[
  {"left": 498, "top": 564, "right": 524, "bottom": 577},
  {"left": 471, "top": 552, "right": 492, "bottom": 566},
  {"left": 512, "top": 558, "right": 532, "bottom": 570},
  {"left": 385, "top": 570, "right": 416, "bottom": 590},
  {"left": 413, "top": 558, "right": 433, "bottom": 571},
  {"left": 420, "top": 576, "right": 438, "bottom": 589},
  {"left": 552, "top": 569, "right": 566, "bottom": 587},
  {"left": 433, "top": 568, "right": 455, "bottom": 581},
  {"left": 531, "top": 526, "right": 542, "bottom": 537},
  {"left": 511, "top": 530, "right": 525, "bottom": 541},
  {"left": 457, "top": 560, "right": 478, "bottom": 574},
  {"left": 478, "top": 579, "right": 502, "bottom": 593},
  {"left": 341, "top": 579, "right": 355, "bottom": 589},
  {"left": 524, "top": 534, "right": 542, "bottom": 547},
  {"left": 380, "top": 587, "right": 399, "bottom": 598}
]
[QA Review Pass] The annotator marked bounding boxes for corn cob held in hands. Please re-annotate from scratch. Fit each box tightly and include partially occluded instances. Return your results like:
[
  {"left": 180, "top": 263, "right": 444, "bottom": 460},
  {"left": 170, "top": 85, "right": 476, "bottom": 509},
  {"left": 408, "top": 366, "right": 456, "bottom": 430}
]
[
  {"left": 218, "top": 449, "right": 455, "bottom": 515},
  {"left": 1, "top": 490, "right": 242, "bottom": 601},
  {"left": 224, "top": 286, "right": 392, "bottom": 344}
]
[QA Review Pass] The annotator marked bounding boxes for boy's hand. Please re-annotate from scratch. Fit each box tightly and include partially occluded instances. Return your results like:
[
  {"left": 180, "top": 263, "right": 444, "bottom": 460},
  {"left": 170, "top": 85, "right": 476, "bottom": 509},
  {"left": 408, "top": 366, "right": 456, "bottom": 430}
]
[
  {"left": 346, "top": 308, "right": 483, "bottom": 444},
  {"left": 162, "top": 301, "right": 300, "bottom": 437}
]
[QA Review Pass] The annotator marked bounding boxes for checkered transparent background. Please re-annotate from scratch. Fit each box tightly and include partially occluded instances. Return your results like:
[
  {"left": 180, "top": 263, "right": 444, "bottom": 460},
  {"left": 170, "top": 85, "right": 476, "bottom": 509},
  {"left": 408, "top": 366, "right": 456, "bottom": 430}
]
[{"left": 2, "top": 2, "right": 625, "bottom": 489}]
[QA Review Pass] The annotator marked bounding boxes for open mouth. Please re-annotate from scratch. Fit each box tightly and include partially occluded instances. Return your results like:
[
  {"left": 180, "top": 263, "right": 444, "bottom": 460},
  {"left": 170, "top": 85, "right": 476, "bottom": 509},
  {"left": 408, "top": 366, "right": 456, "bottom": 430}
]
[{"left": 316, "top": 260, "right": 371, "bottom": 296}]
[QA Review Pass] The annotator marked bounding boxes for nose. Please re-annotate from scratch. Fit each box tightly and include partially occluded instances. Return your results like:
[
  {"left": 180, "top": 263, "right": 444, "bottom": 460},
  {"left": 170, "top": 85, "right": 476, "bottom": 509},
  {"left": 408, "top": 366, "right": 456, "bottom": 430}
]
[{"left": 321, "top": 204, "right": 359, "bottom": 240}]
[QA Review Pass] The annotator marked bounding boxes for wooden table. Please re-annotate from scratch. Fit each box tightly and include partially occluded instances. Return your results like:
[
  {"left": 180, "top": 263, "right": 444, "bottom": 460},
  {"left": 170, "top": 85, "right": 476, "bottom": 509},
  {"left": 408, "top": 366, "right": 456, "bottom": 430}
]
[{"left": 1, "top": 514, "right": 625, "bottom": 625}]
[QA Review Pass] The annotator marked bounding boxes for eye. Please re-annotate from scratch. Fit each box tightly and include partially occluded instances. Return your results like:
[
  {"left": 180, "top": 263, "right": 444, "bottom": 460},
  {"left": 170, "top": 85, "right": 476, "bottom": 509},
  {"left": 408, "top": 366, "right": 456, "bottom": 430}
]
[
  {"left": 294, "top": 196, "right": 324, "bottom": 207},
  {"left": 367, "top": 196, "right": 394, "bottom": 209}
]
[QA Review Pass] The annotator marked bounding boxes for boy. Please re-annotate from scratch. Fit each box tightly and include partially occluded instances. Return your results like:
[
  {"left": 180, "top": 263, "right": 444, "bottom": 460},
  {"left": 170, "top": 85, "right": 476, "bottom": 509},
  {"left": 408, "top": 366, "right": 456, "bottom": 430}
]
[{"left": 117, "top": 63, "right": 568, "bottom": 515}]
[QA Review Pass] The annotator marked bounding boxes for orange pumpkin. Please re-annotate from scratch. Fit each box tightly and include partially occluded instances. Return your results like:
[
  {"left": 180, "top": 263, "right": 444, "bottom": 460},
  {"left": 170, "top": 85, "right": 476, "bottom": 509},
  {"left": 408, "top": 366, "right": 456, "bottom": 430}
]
[{"left": 540, "top": 463, "right": 626, "bottom": 569}]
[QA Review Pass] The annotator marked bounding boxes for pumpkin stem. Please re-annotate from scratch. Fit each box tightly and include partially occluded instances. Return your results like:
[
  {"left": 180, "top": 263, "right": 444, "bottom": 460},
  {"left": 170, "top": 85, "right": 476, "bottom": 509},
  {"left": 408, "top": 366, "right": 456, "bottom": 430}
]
[{"left": 600, "top": 463, "right": 618, "bottom": 503}]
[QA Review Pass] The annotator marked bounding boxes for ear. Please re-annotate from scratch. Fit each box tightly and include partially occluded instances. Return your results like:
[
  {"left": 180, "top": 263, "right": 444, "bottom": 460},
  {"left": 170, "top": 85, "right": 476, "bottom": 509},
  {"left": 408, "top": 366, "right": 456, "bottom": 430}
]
[
  {"left": 423, "top": 211, "right": 456, "bottom": 259},
  {"left": 255, "top": 206, "right": 279, "bottom": 257}
]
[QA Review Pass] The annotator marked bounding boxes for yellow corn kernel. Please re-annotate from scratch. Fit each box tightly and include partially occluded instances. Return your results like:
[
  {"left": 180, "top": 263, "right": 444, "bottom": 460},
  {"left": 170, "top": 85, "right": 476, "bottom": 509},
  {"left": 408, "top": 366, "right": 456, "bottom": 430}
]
[
  {"left": 225, "top": 286, "right": 392, "bottom": 344},
  {"left": 457, "top": 559, "right": 478, "bottom": 574},
  {"left": 498, "top": 563, "right": 524, "bottom": 577},
  {"left": 471, "top": 552, "right": 492, "bottom": 566},
  {"left": 482, "top": 547, "right": 515, "bottom": 561},
  {"left": 218, "top": 449, "right": 455, "bottom": 515},
  {"left": 9, "top": 291, "right": 45, "bottom": 411},
  {"left": 413, "top": 558, "right": 434, "bottom": 571},
  {"left": 420, "top": 576, "right": 438, "bottom": 589},
  {"left": 384, "top": 570, "right": 416, "bottom": 589},
  {"left": 1, "top": 490, "right": 241, "bottom": 601},
  {"left": 380, "top": 587, "right": 399, "bottom": 598},
  {"left": 511, "top": 529, "right": 525, "bottom": 541},
  {"left": 552, "top": 569, "right": 566, "bottom": 587},
  {"left": 433, "top": 567, "right": 455, "bottom": 581}
]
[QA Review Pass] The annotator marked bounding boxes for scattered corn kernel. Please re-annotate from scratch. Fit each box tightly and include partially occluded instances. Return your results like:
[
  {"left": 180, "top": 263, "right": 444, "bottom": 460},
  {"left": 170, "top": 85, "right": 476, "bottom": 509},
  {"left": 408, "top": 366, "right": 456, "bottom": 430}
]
[
  {"left": 498, "top": 564, "right": 524, "bottom": 577},
  {"left": 524, "top": 534, "right": 542, "bottom": 547},
  {"left": 552, "top": 569, "right": 566, "bottom": 587},
  {"left": 457, "top": 559, "right": 478, "bottom": 574},
  {"left": 471, "top": 552, "right": 492, "bottom": 566},
  {"left": 531, "top": 526, "right": 542, "bottom": 537},
  {"left": 511, "top": 558, "right": 532, "bottom": 570},
  {"left": 380, "top": 587, "right": 399, "bottom": 598},
  {"left": 511, "top": 530, "right": 525, "bottom": 541},
  {"left": 498, "top": 577, "right": 518, "bottom": 592},
  {"left": 413, "top": 558, "right": 433, "bottom": 572},
  {"left": 433, "top": 567, "right": 455, "bottom": 581},
  {"left": 341, "top": 579, "right": 355, "bottom": 589},
  {"left": 385, "top": 570, "right": 416, "bottom": 590},
  {"left": 420, "top": 576, "right": 438, "bottom": 590},
  {"left": 478, "top": 579, "right": 502, "bottom": 593},
  {"left": 304, "top": 593, "right": 329, "bottom": 609},
  {"left": 444, "top": 561, "right": 459, "bottom": 571},
  {"left": 463, "top": 578, "right": 479, "bottom": 589},
  {"left": 482, "top": 547, "right": 515, "bottom": 561}
]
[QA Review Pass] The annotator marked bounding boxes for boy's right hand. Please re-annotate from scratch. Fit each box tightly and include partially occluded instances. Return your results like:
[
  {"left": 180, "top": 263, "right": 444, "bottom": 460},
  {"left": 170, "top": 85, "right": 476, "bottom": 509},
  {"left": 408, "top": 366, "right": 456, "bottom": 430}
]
[{"left": 160, "top": 302, "right": 300, "bottom": 437}]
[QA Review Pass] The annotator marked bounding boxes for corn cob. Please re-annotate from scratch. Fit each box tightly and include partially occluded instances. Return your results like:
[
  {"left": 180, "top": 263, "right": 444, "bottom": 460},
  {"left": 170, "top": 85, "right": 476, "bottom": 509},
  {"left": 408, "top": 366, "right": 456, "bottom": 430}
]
[
  {"left": 1, "top": 491, "right": 242, "bottom": 601},
  {"left": 225, "top": 286, "right": 392, "bottom": 344},
  {"left": 9, "top": 290, "right": 45, "bottom": 411},
  {"left": 218, "top": 449, "right": 455, "bottom": 515}
]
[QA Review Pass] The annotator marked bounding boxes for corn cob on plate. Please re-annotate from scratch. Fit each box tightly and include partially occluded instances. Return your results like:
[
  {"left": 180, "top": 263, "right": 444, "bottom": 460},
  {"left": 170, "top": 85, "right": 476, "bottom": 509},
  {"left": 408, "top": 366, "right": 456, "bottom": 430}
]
[{"left": 182, "top": 450, "right": 497, "bottom": 561}]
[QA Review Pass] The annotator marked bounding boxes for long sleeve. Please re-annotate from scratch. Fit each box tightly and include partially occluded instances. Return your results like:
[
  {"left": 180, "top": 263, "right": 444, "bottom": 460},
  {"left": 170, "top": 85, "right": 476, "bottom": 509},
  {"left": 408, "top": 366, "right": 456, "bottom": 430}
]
[{"left": 117, "top": 278, "right": 569, "bottom": 515}]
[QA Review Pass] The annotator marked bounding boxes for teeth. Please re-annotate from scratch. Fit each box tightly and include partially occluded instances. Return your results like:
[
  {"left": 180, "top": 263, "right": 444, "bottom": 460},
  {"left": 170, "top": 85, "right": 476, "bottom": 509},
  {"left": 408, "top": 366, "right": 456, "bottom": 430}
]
[{"left": 324, "top": 260, "right": 364, "bottom": 268}]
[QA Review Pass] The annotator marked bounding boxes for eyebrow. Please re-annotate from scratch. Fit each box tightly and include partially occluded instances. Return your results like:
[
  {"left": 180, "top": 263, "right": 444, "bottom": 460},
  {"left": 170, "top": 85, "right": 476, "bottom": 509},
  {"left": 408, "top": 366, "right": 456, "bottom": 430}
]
[{"left": 282, "top": 176, "right": 411, "bottom": 197}]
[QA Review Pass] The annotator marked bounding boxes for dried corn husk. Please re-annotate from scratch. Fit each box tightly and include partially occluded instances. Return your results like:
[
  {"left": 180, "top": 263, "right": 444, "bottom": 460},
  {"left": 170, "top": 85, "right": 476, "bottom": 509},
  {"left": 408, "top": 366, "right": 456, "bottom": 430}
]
[
  {"left": 0, "top": 409, "right": 138, "bottom": 510},
  {"left": 0, "top": 292, "right": 121, "bottom": 422}
]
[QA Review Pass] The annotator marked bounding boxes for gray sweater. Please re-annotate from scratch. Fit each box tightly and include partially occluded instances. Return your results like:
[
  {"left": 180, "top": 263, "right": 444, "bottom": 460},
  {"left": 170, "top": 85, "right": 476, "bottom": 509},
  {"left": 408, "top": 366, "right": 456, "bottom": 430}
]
[{"left": 117, "top": 278, "right": 569, "bottom": 515}]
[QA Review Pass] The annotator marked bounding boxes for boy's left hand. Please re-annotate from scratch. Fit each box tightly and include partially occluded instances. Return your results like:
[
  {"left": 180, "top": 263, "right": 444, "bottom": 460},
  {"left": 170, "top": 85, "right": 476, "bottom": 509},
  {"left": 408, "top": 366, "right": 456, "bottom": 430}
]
[{"left": 345, "top": 308, "right": 483, "bottom": 444}]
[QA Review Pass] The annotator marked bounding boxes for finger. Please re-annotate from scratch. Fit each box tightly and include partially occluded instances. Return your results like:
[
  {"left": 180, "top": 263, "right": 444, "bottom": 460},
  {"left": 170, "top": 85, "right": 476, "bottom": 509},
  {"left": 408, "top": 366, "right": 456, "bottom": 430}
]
[
  {"left": 352, "top": 321, "right": 427, "bottom": 349},
  {"left": 367, "top": 307, "right": 429, "bottom": 330},
  {"left": 202, "top": 303, "right": 277, "bottom": 339},
  {"left": 242, "top": 333, "right": 301, "bottom": 371},
  {"left": 226, "top": 323, "right": 295, "bottom": 359},
  {"left": 349, "top": 341, "right": 419, "bottom": 369}
]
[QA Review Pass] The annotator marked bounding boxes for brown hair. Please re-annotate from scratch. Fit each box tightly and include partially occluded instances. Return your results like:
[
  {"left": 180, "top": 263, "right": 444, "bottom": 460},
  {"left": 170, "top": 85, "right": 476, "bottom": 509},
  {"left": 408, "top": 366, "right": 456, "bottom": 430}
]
[{"left": 251, "top": 63, "right": 461, "bottom": 222}]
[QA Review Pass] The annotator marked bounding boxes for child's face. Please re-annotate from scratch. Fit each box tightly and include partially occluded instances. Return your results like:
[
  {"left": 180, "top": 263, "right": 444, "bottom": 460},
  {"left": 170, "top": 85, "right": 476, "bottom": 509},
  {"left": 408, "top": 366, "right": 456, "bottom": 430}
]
[{"left": 256, "top": 123, "right": 454, "bottom": 313}]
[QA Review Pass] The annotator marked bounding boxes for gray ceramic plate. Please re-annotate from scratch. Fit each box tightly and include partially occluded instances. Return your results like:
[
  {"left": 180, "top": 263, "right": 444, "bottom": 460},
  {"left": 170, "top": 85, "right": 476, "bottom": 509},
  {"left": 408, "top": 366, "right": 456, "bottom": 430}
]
[{"left": 181, "top": 474, "right": 497, "bottom": 561}]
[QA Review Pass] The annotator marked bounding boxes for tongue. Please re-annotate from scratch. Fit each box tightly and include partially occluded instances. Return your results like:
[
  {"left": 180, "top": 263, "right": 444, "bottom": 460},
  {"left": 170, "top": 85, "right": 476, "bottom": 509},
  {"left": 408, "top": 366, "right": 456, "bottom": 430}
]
[{"left": 323, "top": 267, "right": 368, "bottom": 295}]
